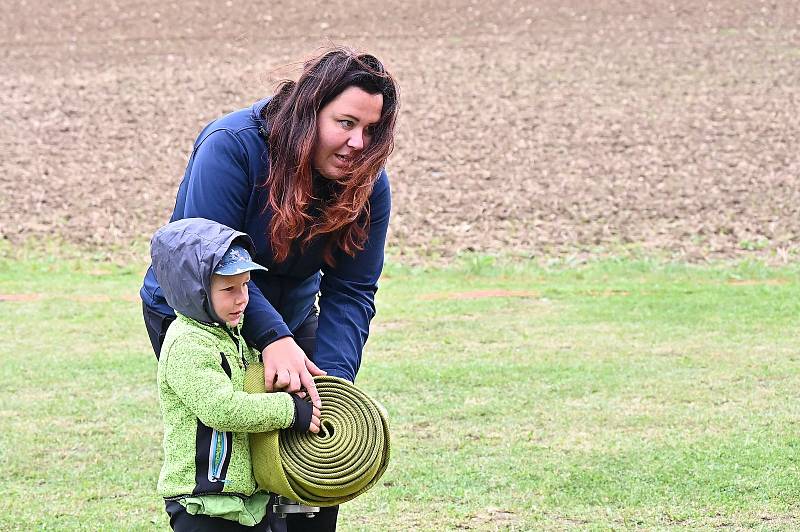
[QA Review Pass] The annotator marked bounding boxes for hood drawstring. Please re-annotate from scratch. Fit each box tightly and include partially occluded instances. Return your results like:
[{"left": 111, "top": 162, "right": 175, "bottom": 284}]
[
  {"left": 180, "top": 313, "right": 248, "bottom": 370},
  {"left": 235, "top": 324, "right": 246, "bottom": 370},
  {"left": 222, "top": 322, "right": 247, "bottom": 370}
]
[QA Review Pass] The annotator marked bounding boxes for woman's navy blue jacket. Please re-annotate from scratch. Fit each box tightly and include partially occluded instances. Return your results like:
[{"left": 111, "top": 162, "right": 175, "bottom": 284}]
[{"left": 140, "top": 98, "right": 390, "bottom": 382}]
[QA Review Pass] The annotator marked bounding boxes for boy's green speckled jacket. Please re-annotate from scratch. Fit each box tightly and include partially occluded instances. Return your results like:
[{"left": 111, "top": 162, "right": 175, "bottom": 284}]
[{"left": 152, "top": 218, "right": 295, "bottom": 503}]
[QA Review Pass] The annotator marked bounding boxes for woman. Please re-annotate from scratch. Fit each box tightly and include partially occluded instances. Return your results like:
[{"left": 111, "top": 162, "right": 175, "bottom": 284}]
[{"left": 140, "top": 47, "right": 399, "bottom": 531}]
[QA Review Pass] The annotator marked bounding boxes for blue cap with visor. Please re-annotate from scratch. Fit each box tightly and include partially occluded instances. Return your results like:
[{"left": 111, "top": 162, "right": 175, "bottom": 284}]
[{"left": 213, "top": 244, "right": 268, "bottom": 276}]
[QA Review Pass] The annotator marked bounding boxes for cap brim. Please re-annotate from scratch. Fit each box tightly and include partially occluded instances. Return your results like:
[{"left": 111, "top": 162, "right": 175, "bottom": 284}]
[{"left": 213, "top": 262, "right": 269, "bottom": 276}]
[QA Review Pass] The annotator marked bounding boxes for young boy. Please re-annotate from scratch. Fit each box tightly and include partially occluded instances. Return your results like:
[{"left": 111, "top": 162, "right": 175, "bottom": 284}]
[{"left": 150, "top": 218, "right": 320, "bottom": 531}]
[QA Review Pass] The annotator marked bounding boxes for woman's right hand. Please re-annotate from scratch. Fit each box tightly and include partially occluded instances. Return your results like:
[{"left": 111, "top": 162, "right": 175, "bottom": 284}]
[{"left": 263, "top": 337, "right": 326, "bottom": 409}]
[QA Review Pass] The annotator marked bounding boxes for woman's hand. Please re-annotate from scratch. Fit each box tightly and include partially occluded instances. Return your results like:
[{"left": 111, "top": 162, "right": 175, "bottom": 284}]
[{"left": 263, "top": 337, "right": 326, "bottom": 408}]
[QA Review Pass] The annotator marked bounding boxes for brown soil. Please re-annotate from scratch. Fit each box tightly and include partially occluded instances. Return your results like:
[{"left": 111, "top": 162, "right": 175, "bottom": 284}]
[{"left": 3, "top": 1, "right": 799, "bottom": 262}]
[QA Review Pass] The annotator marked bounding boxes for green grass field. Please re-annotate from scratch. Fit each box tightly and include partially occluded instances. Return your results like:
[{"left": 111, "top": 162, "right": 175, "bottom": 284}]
[{"left": 1, "top": 254, "right": 799, "bottom": 530}]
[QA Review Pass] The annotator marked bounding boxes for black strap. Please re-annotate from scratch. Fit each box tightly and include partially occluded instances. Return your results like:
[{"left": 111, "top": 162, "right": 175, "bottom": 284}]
[{"left": 290, "top": 394, "right": 313, "bottom": 433}]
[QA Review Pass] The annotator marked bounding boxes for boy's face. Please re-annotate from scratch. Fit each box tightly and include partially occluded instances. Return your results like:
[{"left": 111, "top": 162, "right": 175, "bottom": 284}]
[{"left": 209, "top": 271, "right": 250, "bottom": 326}]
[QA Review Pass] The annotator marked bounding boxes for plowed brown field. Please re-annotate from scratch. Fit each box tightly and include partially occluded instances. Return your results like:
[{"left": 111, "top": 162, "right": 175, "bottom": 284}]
[{"left": 3, "top": 1, "right": 799, "bottom": 261}]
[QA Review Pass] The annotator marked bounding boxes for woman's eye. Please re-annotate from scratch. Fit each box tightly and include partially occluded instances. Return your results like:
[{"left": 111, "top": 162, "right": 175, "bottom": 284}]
[
  {"left": 364, "top": 126, "right": 375, "bottom": 137},
  {"left": 339, "top": 119, "right": 354, "bottom": 128}
]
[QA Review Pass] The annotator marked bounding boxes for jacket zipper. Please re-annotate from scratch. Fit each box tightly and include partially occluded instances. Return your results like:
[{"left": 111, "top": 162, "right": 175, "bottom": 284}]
[
  {"left": 208, "top": 428, "right": 229, "bottom": 483},
  {"left": 198, "top": 322, "right": 241, "bottom": 485}
]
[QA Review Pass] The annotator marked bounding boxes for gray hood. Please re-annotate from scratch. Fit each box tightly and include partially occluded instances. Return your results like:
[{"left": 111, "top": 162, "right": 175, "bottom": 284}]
[{"left": 150, "top": 218, "right": 254, "bottom": 325}]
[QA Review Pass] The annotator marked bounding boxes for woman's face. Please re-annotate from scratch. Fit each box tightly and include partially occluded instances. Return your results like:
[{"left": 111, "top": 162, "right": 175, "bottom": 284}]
[{"left": 312, "top": 86, "right": 383, "bottom": 180}]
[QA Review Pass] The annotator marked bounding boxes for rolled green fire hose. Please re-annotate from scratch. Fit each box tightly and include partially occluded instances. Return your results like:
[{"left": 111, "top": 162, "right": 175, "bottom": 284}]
[{"left": 243, "top": 364, "right": 390, "bottom": 507}]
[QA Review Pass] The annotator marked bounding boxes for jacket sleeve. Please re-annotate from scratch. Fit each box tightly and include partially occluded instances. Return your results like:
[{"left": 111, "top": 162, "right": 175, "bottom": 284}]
[
  {"left": 181, "top": 129, "right": 292, "bottom": 348},
  {"left": 313, "top": 169, "right": 391, "bottom": 382},
  {"left": 162, "top": 332, "right": 295, "bottom": 432},
  {"left": 242, "top": 281, "right": 293, "bottom": 352}
]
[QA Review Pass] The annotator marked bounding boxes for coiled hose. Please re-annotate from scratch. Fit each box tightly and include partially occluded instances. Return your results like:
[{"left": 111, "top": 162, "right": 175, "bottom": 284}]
[{"left": 244, "top": 366, "right": 390, "bottom": 506}]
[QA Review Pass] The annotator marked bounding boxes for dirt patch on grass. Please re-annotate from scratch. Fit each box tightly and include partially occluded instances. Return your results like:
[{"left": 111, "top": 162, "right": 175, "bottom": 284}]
[
  {"left": 3, "top": 1, "right": 800, "bottom": 262},
  {"left": 67, "top": 293, "right": 141, "bottom": 303},
  {"left": 0, "top": 294, "right": 42, "bottom": 302},
  {"left": 460, "top": 508, "right": 520, "bottom": 530},
  {"left": 580, "top": 289, "right": 632, "bottom": 297},
  {"left": 420, "top": 289, "right": 540, "bottom": 300},
  {"left": 0, "top": 293, "right": 138, "bottom": 303},
  {"left": 726, "top": 278, "right": 791, "bottom": 286}
]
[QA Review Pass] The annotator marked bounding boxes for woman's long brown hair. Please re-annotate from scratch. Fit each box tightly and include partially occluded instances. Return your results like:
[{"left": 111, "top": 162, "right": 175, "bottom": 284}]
[{"left": 261, "top": 47, "right": 399, "bottom": 266}]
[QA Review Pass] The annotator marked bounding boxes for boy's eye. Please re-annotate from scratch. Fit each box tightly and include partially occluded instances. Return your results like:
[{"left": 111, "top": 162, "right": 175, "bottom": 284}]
[{"left": 223, "top": 286, "right": 234, "bottom": 292}]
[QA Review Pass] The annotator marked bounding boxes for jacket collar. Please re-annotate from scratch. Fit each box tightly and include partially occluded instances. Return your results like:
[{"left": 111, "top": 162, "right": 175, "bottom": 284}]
[
  {"left": 176, "top": 311, "right": 244, "bottom": 339},
  {"left": 252, "top": 97, "right": 273, "bottom": 141}
]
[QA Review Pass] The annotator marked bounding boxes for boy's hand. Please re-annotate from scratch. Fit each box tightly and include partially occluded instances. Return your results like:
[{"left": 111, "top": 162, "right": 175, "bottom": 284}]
[
  {"left": 263, "top": 337, "right": 326, "bottom": 409},
  {"left": 290, "top": 394, "right": 322, "bottom": 433},
  {"left": 310, "top": 404, "right": 321, "bottom": 433}
]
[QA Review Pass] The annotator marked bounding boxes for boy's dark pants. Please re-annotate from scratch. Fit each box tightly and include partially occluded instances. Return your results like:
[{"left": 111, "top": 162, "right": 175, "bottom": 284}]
[{"left": 144, "top": 304, "right": 339, "bottom": 532}]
